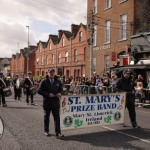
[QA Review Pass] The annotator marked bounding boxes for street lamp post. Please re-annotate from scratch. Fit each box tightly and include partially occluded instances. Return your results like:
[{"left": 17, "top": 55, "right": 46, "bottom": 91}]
[{"left": 26, "top": 26, "right": 29, "bottom": 74}]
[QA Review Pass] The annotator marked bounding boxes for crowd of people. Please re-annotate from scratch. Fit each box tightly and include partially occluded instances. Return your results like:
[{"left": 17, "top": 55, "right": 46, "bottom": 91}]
[
  {"left": 61, "top": 71, "right": 148, "bottom": 104},
  {"left": 0, "top": 70, "right": 149, "bottom": 107},
  {"left": 0, "top": 68, "right": 149, "bottom": 136}
]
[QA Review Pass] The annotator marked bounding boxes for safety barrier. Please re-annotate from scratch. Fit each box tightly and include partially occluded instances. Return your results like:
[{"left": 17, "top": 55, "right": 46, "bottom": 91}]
[{"left": 62, "top": 84, "right": 115, "bottom": 95}]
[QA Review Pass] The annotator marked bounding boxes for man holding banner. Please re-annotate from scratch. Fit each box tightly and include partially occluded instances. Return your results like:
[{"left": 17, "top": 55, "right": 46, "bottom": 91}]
[
  {"left": 38, "top": 68, "right": 64, "bottom": 138},
  {"left": 115, "top": 69, "right": 140, "bottom": 128}
]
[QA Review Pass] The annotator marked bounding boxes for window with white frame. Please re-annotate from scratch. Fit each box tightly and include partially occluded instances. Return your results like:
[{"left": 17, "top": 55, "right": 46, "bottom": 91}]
[
  {"left": 58, "top": 53, "right": 61, "bottom": 63},
  {"left": 46, "top": 55, "right": 48, "bottom": 65},
  {"left": 105, "top": 0, "right": 111, "bottom": 9},
  {"left": 104, "top": 20, "right": 110, "bottom": 43},
  {"left": 41, "top": 56, "right": 44, "bottom": 65},
  {"left": 93, "top": 25, "right": 97, "bottom": 46},
  {"left": 119, "top": 0, "right": 127, "bottom": 4},
  {"left": 79, "top": 31, "right": 83, "bottom": 42},
  {"left": 74, "top": 49, "right": 78, "bottom": 62},
  {"left": 104, "top": 55, "right": 110, "bottom": 71},
  {"left": 49, "top": 43, "right": 52, "bottom": 50},
  {"left": 52, "top": 54, "right": 54, "bottom": 64},
  {"left": 93, "top": 0, "right": 97, "bottom": 14},
  {"left": 65, "top": 51, "right": 69, "bottom": 63},
  {"left": 120, "top": 14, "right": 127, "bottom": 40},
  {"left": 62, "top": 38, "right": 65, "bottom": 47}
]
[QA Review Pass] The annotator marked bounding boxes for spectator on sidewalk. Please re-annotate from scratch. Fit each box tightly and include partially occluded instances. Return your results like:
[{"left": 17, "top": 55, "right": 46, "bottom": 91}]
[{"left": 135, "top": 82, "right": 145, "bottom": 107}]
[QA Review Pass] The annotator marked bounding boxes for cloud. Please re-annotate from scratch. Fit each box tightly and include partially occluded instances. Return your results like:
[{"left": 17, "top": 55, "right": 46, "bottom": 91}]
[{"left": 0, "top": 0, "right": 87, "bottom": 57}]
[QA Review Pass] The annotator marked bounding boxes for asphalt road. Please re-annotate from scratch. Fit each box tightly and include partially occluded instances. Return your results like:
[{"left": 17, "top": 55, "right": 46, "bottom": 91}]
[{"left": 0, "top": 93, "right": 150, "bottom": 150}]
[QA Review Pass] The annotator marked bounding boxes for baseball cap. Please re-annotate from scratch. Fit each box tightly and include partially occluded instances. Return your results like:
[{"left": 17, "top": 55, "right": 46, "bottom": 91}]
[
  {"left": 28, "top": 71, "right": 32, "bottom": 74},
  {"left": 48, "top": 68, "right": 55, "bottom": 73},
  {"left": 123, "top": 69, "right": 131, "bottom": 75}
]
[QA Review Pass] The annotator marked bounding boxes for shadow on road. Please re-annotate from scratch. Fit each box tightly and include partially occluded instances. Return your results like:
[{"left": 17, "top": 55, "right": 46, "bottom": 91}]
[
  {"left": 62, "top": 128, "right": 150, "bottom": 150},
  {"left": 6, "top": 106, "right": 38, "bottom": 109}
]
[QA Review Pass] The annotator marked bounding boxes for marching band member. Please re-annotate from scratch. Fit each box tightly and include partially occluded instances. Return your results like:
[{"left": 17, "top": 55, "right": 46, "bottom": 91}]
[
  {"left": 38, "top": 68, "right": 64, "bottom": 138},
  {"left": 24, "top": 71, "right": 35, "bottom": 105},
  {"left": 13, "top": 74, "right": 22, "bottom": 100},
  {"left": 0, "top": 72, "right": 7, "bottom": 107}
]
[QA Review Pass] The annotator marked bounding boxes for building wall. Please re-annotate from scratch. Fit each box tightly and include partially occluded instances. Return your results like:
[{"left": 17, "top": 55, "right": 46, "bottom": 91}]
[
  {"left": 86, "top": 0, "right": 135, "bottom": 77},
  {"left": 35, "top": 42, "right": 46, "bottom": 76},
  {"left": 11, "top": 47, "right": 36, "bottom": 77},
  {"left": 11, "top": 57, "right": 16, "bottom": 77},
  {"left": 28, "top": 52, "right": 36, "bottom": 76},
  {"left": 17, "top": 53, "right": 25, "bottom": 77},
  {"left": 35, "top": 24, "right": 86, "bottom": 80}
]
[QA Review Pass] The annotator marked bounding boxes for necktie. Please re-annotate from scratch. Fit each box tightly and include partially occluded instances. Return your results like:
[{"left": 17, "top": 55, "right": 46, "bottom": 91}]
[{"left": 51, "top": 79, "right": 53, "bottom": 84}]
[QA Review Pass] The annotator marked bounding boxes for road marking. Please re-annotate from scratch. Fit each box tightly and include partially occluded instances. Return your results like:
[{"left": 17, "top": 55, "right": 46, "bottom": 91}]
[{"left": 103, "top": 126, "right": 150, "bottom": 144}]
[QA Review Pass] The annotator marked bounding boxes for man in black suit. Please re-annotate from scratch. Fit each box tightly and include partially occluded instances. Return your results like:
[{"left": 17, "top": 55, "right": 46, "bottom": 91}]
[
  {"left": 38, "top": 68, "right": 64, "bottom": 138},
  {"left": 115, "top": 69, "right": 140, "bottom": 128},
  {"left": 24, "top": 71, "right": 35, "bottom": 105}
]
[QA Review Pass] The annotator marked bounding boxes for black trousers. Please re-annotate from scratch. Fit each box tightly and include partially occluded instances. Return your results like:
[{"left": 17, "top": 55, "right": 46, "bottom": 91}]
[
  {"left": 44, "top": 107, "right": 61, "bottom": 134},
  {"left": 26, "top": 88, "right": 34, "bottom": 104},
  {"left": 14, "top": 88, "right": 21, "bottom": 100},
  {"left": 26, "top": 94, "right": 33, "bottom": 104},
  {"left": 0, "top": 92, "right": 6, "bottom": 105},
  {"left": 126, "top": 95, "right": 137, "bottom": 126}
]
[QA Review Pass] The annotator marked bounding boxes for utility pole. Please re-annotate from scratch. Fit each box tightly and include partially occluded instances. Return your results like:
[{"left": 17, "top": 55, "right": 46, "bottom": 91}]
[
  {"left": 55, "top": 44, "right": 57, "bottom": 75},
  {"left": 69, "top": 36, "right": 73, "bottom": 77},
  {"left": 26, "top": 26, "right": 29, "bottom": 74},
  {"left": 88, "top": 9, "right": 95, "bottom": 78}
]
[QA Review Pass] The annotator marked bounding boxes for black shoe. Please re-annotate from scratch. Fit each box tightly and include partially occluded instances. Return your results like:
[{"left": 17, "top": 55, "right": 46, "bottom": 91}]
[
  {"left": 3, "top": 104, "right": 7, "bottom": 107},
  {"left": 56, "top": 133, "right": 64, "bottom": 139},
  {"left": 121, "top": 123, "right": 127, "bottom": 127},
  {"left": 31, "top": 103, "right": 35, "bottom": 105},
  {"left": 133, "top": 125, "right": 140, "bottom": 129},
  {"left": 45, "top": 132, "right": 50, "bottom": 136}
]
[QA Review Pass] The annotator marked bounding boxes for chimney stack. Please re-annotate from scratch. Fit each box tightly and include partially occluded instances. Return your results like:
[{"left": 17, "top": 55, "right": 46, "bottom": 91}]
[
  {"left": 71, "top": 24, "right": 79, "bottom": 34},
  {"left": 58, "top": 30, "right": 63, "bottom": 38}
]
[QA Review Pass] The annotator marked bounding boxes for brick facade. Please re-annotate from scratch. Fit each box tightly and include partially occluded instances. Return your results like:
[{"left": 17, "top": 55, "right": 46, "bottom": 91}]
[
  {"left": 11, "top": 46, "right": 36, "bottom": 78},
  {"left": 35, "top": 23, "right": 86, "bottom": 80},
  {"left": 86, "top": 0, "right": 139, "bottom": 77},
  {"left": 35, "top": 41, "right": 47, "bottom": 77}
]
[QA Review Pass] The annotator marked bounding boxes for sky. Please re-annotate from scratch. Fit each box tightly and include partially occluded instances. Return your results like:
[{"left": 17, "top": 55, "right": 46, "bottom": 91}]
[{"left": 0, "top": 0, "right": 87, "bottom": 58}]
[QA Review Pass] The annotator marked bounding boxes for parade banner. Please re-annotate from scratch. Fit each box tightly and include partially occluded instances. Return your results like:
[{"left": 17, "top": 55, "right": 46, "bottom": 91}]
[{"left": 60, "top": 93, "right": 126, "bottom": 130}]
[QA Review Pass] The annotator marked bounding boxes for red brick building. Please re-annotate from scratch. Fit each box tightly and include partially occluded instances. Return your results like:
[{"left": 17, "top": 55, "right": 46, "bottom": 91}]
[
  {"left": 11, "top": 46, "right": 36, "bottom": 77},
  {"left": 11, "top": 55, "right": 17, "bottom": 77},
  {"left": 35, "top": 41, "right": 47, "bottom": 76},
  {"left": 86, "top": 0, "right": 149, "bottom": 77},
  {"left": 35, "top": 23, "right": 87, "bottom": 79}
]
